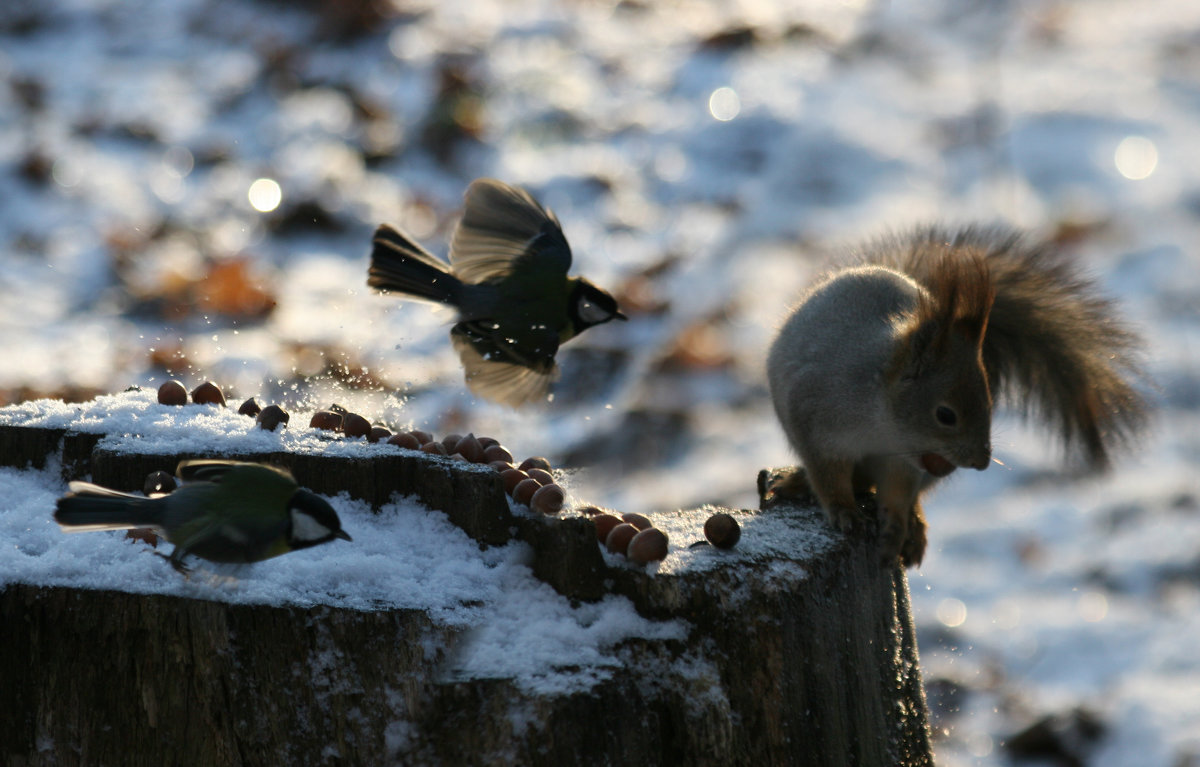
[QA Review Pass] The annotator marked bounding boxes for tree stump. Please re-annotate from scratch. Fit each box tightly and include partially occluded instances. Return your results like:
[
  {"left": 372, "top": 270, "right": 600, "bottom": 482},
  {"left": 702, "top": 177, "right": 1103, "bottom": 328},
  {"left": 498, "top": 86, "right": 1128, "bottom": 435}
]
[{"left": 0, "top": 414, "right": 933, "bottom": 766}]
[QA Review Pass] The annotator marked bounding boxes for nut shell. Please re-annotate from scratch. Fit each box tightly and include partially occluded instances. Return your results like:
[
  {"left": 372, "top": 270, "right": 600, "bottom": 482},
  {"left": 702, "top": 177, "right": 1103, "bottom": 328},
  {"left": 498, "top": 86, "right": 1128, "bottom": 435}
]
[
  {"left": 237, "top": 397, "right": 262, "bottom": 417},
  {"left": 512, "top": 477, "right": 541, "bottom": 506},
  {"left": 143, "top": 470, "right": 177, "bottom": 496},
  {"left": 500, "top": 468, "right": 528, "bottom": 494},
  {"left": 420, "top": 441, "right": 449, "bottom": 456},
  {"left": 530, "top": 483, "right": 565, "bottom": 515},
  {"left": 483, "top": 444, "right": 514, "bottom": 464},
  {"left": 157, "top": 380, "right": 187, "bottom": 406},
  {"left": 387, "top": 432, "right": 421, "bottom": 450},
  {"left": 454, "top": 433, "right": 486, "bottom": 463},
  {"left": 368, "top": 426, "right": 391, "bottom": 443},
  {"left": 410, "top": 429, "right": 433, "bottom": 445},
  {"left": 342, "top": 413, "right": 371, "bottom": 438},
  {"left": 256, "top": 405, "right": 289, "bottom": 432},
  {"left": 190, "top": 381, "right": 226, "bottom": 406},
  {"left": 621, "top": 512, "right": 653, "bottom": 531},
  {"left": 519, "top": 456, "right": 552, "bottom": 472},
  {"left": 628, "top": 527, "right": 669, "bottom": 564},
  {"left": 593, "top": 513, "right": 622, "bottom": 543},
  {"left": 605, "top": 523, "right": 639, "bottom": 556},
  {"left": 704, "top": 512, "right": 741, "bottom": 549},
  {"left": 310, "top": 410, "right": 343, "bottom": 431},
  {"left": 526, "top": 468, "right": 554, "bottom": 486}
]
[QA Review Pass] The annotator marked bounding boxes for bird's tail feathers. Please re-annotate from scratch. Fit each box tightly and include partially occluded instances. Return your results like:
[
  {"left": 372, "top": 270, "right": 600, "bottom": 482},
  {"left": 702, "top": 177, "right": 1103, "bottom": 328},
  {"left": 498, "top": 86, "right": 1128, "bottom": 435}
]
[
  {"left": 55, "top": 485, "right": 163, "bottom": 532},
  {"left": 368, "top": 224, "right": 463, "bottom": 305}
]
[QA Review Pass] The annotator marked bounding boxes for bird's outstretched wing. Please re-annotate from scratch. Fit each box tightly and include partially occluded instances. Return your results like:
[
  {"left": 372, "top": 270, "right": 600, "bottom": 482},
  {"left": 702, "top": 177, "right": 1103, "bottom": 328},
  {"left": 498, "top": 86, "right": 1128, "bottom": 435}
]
[
  {"left": 451, "top": 323, "right": 560, "bottom": 408},
  {"left": 176, "top": 460, "right": 294, "bottom": 485},
  {"left": 449, "top": 178, "right": 572, "bottom": 284}
]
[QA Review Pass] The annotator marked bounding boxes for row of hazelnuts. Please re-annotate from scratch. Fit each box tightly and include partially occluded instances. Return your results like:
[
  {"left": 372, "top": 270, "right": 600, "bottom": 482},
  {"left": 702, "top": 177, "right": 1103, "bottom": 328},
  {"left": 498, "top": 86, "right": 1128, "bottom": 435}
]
[
  {"left": 157, "top": 379, "right": 292, "bottom": 430},
  {"left": 157, "top": 380, "right": 743, "bottom": 549},
  {"left": 581, "top": 508, "right": 742, "bottom": 566},
  {"left": 156, "top": 379, "right": 565, "bottom": 515}
]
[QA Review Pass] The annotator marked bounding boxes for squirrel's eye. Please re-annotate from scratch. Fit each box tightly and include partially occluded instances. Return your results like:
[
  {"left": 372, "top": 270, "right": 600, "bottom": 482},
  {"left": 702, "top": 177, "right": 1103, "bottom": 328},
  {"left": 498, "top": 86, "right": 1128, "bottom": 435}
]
[{"left": 935, "top": 405, "right": 958, "bottom": 427}]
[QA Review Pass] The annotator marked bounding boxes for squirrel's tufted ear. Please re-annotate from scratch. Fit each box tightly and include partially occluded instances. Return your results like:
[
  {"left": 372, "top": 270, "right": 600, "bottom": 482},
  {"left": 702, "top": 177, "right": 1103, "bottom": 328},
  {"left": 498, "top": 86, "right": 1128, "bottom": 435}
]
[{"left": 915, "top": 253, "right": 995, "bottom": 349}]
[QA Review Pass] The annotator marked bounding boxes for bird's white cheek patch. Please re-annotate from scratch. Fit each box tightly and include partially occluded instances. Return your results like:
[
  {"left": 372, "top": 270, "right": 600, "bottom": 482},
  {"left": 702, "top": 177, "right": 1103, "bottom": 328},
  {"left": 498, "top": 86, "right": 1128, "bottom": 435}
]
[{"left": 290, "top": 509, "right": 333, "bottom": 542}]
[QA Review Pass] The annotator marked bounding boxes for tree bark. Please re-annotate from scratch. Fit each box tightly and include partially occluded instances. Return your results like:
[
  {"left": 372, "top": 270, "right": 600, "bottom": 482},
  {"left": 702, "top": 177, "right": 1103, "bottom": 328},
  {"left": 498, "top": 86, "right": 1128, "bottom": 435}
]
[{"left": 0, "top": 421, "right": 933, "bottom": 766}]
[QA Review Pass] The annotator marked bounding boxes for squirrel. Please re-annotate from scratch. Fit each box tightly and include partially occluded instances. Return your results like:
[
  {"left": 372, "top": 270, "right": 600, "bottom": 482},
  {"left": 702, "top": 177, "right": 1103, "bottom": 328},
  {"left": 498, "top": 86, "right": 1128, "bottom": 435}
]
[{"left": 765, "top": 226, "right": 1148, "bottom": 568}]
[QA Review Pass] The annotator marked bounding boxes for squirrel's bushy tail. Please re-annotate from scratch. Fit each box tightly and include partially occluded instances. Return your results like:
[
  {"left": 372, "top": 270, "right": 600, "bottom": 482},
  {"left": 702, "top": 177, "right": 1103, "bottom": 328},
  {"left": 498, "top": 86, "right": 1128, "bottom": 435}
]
[{"left": 863, "top": 225, "right": 1148, "bottom": 470}]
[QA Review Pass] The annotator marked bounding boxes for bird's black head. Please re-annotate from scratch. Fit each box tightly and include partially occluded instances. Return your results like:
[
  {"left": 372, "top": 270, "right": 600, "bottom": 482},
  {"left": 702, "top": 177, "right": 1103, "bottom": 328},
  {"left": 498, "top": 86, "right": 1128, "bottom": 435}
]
[
  {"left": 568, "top": 280, "right": 627, "bottom": 335},
  {"left": 286, "top": 490, "right": 352, "bottom": 550}
]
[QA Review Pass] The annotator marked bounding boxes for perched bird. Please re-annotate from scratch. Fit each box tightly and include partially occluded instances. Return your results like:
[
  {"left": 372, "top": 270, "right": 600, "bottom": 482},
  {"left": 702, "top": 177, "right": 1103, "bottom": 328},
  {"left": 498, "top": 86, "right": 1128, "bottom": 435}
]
[
  {"left": 368, "top": 178, "right": 626, "bottom": 407},
  {"left": 54, "top": 460, "right": 351, "bottom": 572}
]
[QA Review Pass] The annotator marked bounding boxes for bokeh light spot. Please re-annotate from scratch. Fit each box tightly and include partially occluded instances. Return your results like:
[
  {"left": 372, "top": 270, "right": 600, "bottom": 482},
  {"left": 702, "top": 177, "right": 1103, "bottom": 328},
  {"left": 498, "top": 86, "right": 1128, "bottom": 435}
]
[
  {"left": 708, "top": 87, "right": 741, "bottom": 121},
  {"left": 248, "top": 178, "right": 283, "bottom": 212},
  {"left": 1114, "top": 136, "right": 1158, "bottom": 180},
  {"left": 936, "top": 597, "right": 967, "bottom": 628}
]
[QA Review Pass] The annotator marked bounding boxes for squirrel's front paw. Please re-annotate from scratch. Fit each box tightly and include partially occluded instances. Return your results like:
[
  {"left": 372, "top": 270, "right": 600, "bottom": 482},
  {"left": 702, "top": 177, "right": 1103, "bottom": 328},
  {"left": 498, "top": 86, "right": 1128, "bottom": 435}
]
[
  {"left": 760, "top": 466, "right": 814, "bottom": 505},
  {"left": 824, "top": 505, "right": 861, "bottom": 533}
]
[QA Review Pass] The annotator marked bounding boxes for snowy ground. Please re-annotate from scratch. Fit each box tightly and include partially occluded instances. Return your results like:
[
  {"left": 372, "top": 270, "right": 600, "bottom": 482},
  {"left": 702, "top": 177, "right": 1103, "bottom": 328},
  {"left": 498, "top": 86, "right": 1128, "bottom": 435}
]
[{"left": 1, "top": 0, "right": 1199, "bottom": 764}]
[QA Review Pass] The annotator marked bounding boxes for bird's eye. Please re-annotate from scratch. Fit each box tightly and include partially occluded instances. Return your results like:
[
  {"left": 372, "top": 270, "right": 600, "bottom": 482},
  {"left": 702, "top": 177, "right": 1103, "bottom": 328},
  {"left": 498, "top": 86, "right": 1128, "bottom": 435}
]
[
  {"left": 935, "top": 405, "right": 958, "bottom": 427},
  {"left": 576, "top": 297, "right": 611, "bottom": 324}
]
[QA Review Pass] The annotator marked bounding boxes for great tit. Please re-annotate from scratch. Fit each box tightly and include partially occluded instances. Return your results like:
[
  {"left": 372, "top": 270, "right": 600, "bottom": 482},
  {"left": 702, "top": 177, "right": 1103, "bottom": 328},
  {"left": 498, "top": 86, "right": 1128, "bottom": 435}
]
[
  {"left": 54, "top": 460, "right": 351, "bottom": 571},
  {"left": 367, "top": 178, "right": 627, "bottom": 407}
]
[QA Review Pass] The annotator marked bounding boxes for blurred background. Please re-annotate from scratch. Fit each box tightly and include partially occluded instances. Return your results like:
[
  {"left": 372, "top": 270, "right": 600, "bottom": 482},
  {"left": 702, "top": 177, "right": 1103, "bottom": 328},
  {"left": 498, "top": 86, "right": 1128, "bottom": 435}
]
[{"left": 1, "top": 0, "right": 1198, "bottom": 764}]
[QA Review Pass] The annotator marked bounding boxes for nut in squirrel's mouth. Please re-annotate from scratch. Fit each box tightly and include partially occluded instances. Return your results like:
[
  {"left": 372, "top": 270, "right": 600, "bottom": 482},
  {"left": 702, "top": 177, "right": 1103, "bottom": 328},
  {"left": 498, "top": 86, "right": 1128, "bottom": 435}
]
[{"left": 920, "top": 453, "right": 957, "bottom": 478}]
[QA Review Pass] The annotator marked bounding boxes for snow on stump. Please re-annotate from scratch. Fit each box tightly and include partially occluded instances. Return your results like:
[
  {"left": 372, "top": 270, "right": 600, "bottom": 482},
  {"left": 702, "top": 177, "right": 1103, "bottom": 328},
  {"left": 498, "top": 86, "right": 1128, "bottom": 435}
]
[{"left": 0, "top": 394, "right": 933, "bottom": 766}]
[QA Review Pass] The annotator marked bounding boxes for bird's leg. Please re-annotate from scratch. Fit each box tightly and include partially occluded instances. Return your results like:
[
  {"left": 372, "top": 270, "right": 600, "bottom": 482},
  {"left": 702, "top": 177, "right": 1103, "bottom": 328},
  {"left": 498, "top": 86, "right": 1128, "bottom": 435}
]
[{"left": 157, "top": 548, "right": 193, "bottom": 577}]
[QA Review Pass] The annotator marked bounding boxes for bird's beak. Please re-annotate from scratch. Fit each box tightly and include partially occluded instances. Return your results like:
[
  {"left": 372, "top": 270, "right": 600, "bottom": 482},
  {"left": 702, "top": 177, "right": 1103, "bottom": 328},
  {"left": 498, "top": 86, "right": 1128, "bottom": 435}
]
[
  {"left": 336, "top": 530, "right": 353, "bottom": 542},
  {"left": 614, "top": 311, "right": 628, "bottom": 321}
]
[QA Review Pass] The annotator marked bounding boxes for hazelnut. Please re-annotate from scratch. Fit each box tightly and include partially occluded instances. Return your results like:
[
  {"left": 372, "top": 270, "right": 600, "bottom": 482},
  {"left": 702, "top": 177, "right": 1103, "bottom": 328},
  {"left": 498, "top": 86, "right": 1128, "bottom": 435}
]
[
  {"left": 519, "top": 456, "right": 552, "bottom": 472},
  {"left": 310, "top": 410, "right": 343, "bottom": 431},
  {"left": 441, "top": 433, "right": 463, "bottom": 451},
  {"left": 143, "top": 470, "right": 176, "bottom": 496},
  {"left": 530, "top": 483, "right": 565, "bottom": 515},
  {"left": 237, "top": 397, "right": 262, "bottom": 417},
  {"left": 488, "top": 460, "right": 514, "bottom": 472},
  {"left": 593, "top": 513, "right": 622, "bottom": 543},
  {"left": 410, "top": 429, "right": 433, "bottom": 445},
  {"left": 526, "top": 468, "right": 554, "bottom": 486},
  {"left": 500, "top": 468, "right": 528, "bottom": 495},
  {"left": 454, "top": 433, "right": 486, "bottom": 463},
  {"left": 704, "top": 512, "right": 741, "bottom": 549},
  {"left": 512, "top": 477, "right": 541, "bottom": 506},
  {"left": 368, "top": 426, "right": 392, "bottom": 443},
  {"left": 342, "top": 412, "right": 371, "bottom": 438},
  {"left": 157, "top": 380, "right": 188, "bottom": 406},
  {"left": 421, "top": 441, "right": 449, "bottom": 456},
  {"left": 622, "top": 512, "right": 653, "bottom": 531},
  {"left": 628, "top": 528, "right": 669, "bottom": 564},
  {"left": 191, "top": 381, "right": 226, "bottom": 406},
  {"left": 605, "top": 523, "right": 638, "bottom": 556},
  {"left": 483, "top": 444, "right": 514, "bottom": 464},
  {"left": 387, "top": 432, "right": 421, "bottom": 450},
  {"left": 256, "top": 405, "right": 289, "bottom": 432},
  {"left": 477, "top": 436, "right": 500, "bottom": 449},
  {"left": 578, "top": 505, "right": 605, "bottom": 516}
]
